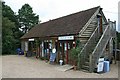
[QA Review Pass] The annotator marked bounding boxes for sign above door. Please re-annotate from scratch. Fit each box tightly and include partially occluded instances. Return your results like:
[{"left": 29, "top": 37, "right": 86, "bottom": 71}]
[
  {"left": 28, "top": 38, "right": 34, "bottom": 41},
  {"left": 58, "top": 36, "right": 74, "bottom": 40}
]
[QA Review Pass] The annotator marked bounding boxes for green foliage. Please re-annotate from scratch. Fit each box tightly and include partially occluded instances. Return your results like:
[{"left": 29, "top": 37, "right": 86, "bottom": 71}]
[
  {"left": 2, "top": 2, "right": 23, "bottom": 54},
  {"left": 2, "top": 2, "right": 39, "bottom": 55},
  {"left": 69, "top": 40, "right": 81, "bottom": 65},
  {"left": 2, "top": 2, "right": 15, "bottom": 22},
  {"left": 2, "top": 17, "right": 16, "bottom": 54},
  {"left": 76, "top": 40, "right": 80, "bottom": 47},
  {"left": 18, "top": 4, "right": 39, "bottom": 33},
  {"left": 70, "top": 47, "right": 81, "bottom": 62},
  {"left": 2, "top": 1, "right": 24, "bottom": 49},
  {"left": 35, "top": 39, "right": 41, "bottom": 47}
]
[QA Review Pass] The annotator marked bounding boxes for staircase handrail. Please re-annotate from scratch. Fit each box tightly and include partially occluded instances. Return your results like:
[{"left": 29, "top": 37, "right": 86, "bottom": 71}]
[
  {"left": 80, "top": 25, "right": 99, "bottom": 54},
  {"left": 78, "top": 25, "right": 100, "bottom": 69},
  {"left": 90, "top": 25, "right": 110, "bottom": 72}
]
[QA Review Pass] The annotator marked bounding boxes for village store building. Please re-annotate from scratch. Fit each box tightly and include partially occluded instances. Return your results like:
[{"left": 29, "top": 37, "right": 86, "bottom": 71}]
[{"left": 21, "top": 6, "right": 117, "bottom": 72}]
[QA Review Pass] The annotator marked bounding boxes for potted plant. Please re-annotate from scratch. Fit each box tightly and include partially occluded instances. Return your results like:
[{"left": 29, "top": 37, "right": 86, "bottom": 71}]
[{"left": 70, "top": 47, "right": 81, "bottom": 70}]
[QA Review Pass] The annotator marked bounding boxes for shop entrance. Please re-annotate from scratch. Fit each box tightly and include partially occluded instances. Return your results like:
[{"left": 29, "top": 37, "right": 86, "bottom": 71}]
[{"left": 58, "top": 41, "right": 74, "bottom": 65}]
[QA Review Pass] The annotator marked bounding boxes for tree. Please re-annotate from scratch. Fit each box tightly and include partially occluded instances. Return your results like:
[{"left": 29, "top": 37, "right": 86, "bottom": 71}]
[
  {"left": 2, "top": 2, "right": 16, "bottom": 22},
  {"left": 2, "top": 17, "right": 16, "bottom": 54},
  {"left": 2, "top": 2, "right": 23, "bottom": 54},
  {"left": 2, "top": 2, "right": 39, "bottom": 54},
  {"left": 18, "top": 4, "right": 39, "bottom": 33},
  {"left": 2, "top": 2, "right": 23, "bottom": 48}
]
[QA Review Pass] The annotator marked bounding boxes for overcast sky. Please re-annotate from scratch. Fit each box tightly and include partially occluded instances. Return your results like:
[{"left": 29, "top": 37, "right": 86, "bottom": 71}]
[{"left": 4, "top": 0, "right": 120, "bottom": 31}]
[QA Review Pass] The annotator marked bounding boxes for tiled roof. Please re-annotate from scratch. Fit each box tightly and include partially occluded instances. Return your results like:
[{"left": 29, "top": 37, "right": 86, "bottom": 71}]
[{"left": 21, "top": 6, "right": 100, "bottom": 39}]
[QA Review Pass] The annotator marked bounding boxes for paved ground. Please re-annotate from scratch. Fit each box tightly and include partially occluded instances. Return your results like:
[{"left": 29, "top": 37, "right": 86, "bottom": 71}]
[
  {"left": 0, "top": 56, "right": 2, "bottom": 79},
  {"left": 1, "top": 55, "right": 119, "bottom": 78}
]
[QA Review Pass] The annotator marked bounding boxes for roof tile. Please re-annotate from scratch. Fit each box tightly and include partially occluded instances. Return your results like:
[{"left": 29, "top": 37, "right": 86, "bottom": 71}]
[{"left": 21, "top": 6, "right": 100, "bottom": 39}]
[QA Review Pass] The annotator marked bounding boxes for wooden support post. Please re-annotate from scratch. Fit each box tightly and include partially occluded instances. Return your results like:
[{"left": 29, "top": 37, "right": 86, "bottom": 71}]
[
  {"left": 66, "top": 41, "right": 68, "bottom": 64},
  {"left": 25, "top": 41, "right": 28, "bottom": 52},
  {"left": 21, "top": 40, "right": 27, "bottom": 56},
  {"left": 48, "top": 40, "right": 50, "bottom": 60},
  {"left": 62, "top": 43, "right": 64, "bottom": 64},
  {"left": 77, "top": 54, "right": 80, "bottom": 70},
  {"left": 21, "top": 40, "right": 25, "bottom": 51},
  {"left": 115, "top": 37, "right": 117, "bottom": 64},
  {"left": 39, "top": 41, "right": 41, "bottom": 58},
  {"left": 41, "top": 41, "right": 44, "bottom": 57},
  {"left": 57, "top": 41, "right": 60, "bottom": 63},
  {"left": 89, "top": 54, "right": 93, "bottom": 73},
  {"left": 35, "top": 40, "right": 38, "bottom": 58},
  {"left": 109, "top": 38, "right": 113, "bottom": 61},
  {"left": 114, "top": 21, "right": 117, "bottom": 64}
]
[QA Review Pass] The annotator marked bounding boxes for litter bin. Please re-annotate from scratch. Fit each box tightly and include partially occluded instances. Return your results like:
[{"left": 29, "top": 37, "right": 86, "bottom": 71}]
[
  {"left": 97, "top": 58, "right": 104, "bottom": 73},
  {"left": 16, "top": 48, "right": 24, "bottom": 55},
  {"left": 103, "top": 61, "right": 110, "bottom": 73}
]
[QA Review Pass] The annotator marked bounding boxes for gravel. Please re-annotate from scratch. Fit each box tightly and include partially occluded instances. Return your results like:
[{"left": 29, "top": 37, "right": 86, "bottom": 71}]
[{"left": 1, "top": 55, "right": 119, "bottom": 78}]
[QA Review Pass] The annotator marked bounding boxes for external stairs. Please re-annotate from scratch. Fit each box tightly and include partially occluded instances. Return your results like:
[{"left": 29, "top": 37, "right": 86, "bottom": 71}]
[{"left": 78, "top": 19, "right": 116, "bottom": 72}]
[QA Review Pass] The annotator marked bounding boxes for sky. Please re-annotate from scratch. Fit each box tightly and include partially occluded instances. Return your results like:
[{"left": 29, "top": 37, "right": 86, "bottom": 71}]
[
  {"left": 3, "top": 0, "right": 120, "bottom": 31},
  {"left": 118, "top": 1, "right": 120, "bottom": 32}
]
